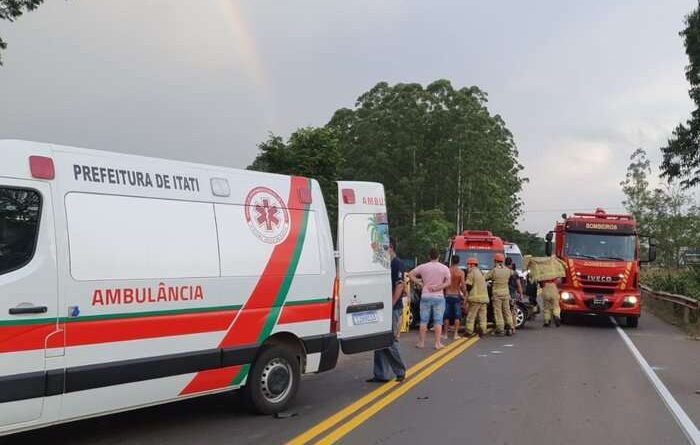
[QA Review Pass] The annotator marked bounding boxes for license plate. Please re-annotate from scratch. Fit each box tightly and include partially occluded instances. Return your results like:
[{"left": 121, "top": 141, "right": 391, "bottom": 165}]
[
  {"left": 352, "top": 311, "right": 379, "bottom": 325},
  {"left": 593, "top": 296, "right": 606, "bottom": 308}
]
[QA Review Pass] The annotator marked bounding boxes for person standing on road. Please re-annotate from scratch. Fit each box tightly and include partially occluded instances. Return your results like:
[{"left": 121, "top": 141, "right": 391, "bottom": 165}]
[
  {"left": 541, "top": 278, "right": 562, "bottom": 328},
  {"left": 408, "top": 248, "right": 450, "bottom": 349},
  {"left": 505, "top": 257, "right": 523, "bottom": 333},
  {"left": 443, "top": 255, "right": 466, "bottom": 341},
  {"left": 485, "top": 253, "right": 514, "bottom": 336},
  {"left": 523, "top": 255, "right": 541, "bottom": 315},
  {"left": 464, "top": 257, "right": 488, "bottom": 338},
  {"left": 367, "top": 238, "right": 407, "bottom": 383}
]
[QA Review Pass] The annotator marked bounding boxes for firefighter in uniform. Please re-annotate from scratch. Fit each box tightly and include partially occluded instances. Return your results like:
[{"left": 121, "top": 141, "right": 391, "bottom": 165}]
[
  {"left": 464, "top": 257, "right": 488, "bottom": 338},
  {"left": 541, "top": 278, "right": 562, "bottom": 327},
  {"left": 485, "top": 253, "right": 514, "bottom": 336}
]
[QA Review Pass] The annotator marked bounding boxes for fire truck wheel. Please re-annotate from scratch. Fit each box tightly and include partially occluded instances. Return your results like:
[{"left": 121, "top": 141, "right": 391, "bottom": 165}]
[
  {"left": 245, "top": 345, "right": 301, "bottom": 415},
  {"left": 560, "top": 313, "right": 571, "bottom": 324},
  {"left": 626, "top": 316, "right": 639, "bottom": 328}
]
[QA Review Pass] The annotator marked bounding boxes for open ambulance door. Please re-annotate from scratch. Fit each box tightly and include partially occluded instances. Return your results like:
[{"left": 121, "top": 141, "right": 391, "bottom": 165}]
[{"left": 336, "top": 181, "right": 394, "bottom": 354}]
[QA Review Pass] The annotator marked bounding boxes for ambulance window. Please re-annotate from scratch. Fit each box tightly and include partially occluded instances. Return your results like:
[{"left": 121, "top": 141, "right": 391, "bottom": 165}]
[
  {"left": 342, "top": 213, "right": 390, "bottom": 274},
  {"left": 0, "top": 187, "right": 41, "bottom": 276},
  {"left": 66, "top": 193, "right": 220, "bottom": 280}
]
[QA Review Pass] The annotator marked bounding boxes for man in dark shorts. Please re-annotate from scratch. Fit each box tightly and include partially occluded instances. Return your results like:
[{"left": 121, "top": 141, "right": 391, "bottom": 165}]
[
  {"left": 443, "top": 255, "right": 465, "bottom": 340},
  {"left": 367, "top": 238, "right": 407, "bottom": 383}
]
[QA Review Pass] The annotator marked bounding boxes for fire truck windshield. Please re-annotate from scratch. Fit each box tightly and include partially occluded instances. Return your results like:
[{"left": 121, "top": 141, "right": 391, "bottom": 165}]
[
  {"left": 454, "top": 250, "right": 497, "bottom": 270},
  {"left": 506, "top": 253, "right": 524, "bottom": 271},
  {"left": 564, "top": 232, "right": 636, "bottom": 261}
]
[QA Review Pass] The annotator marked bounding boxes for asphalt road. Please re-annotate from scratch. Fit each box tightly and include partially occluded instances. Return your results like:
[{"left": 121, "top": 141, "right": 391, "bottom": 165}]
[{"left": 5, "top": 310, "right": 700, "bottom": 445}]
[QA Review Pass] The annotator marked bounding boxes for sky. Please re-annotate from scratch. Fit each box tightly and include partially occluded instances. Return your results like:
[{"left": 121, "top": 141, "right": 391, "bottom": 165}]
[{"left": 0, "top": 0, "right": 697, "bottom": 235}]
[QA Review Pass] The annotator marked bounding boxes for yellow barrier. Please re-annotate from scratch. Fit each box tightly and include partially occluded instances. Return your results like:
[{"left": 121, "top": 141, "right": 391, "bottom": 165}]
[{"left": 399, "top": 278, "right": 412, "bottom": 333}]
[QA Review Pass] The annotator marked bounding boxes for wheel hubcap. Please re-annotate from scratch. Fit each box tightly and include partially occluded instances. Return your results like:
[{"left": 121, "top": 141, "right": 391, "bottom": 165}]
[
  {"left": 260, "top": 358, "right": 293, "bottom": 404},
  {"left": 515, "top": 307, "right": 525, "bottom": 327}
]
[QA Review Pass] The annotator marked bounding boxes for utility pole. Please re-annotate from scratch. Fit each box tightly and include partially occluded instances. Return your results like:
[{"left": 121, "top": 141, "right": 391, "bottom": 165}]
[
  {"left": 412, "top": 145, "right": 416, "bottom": 228},
  {"left": 456, "top": 145, "right": 462, "bottom": 233},
  {"left": 466, "top": 178, "right": 472, "bottom": 227}
]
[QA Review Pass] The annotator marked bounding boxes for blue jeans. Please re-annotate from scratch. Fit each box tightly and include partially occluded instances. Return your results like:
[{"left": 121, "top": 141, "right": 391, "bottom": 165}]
[
  {"left": 420, "top": 296, "right": 446, "bottom": 325},
  {"left": 373, "top": 308, "right": 406, "bottom": 380}
]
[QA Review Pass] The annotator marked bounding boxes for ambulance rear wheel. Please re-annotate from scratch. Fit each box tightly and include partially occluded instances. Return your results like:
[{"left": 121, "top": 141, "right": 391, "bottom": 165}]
[{"left": 246, "top": 345, "right": 300, "bottom": 414}]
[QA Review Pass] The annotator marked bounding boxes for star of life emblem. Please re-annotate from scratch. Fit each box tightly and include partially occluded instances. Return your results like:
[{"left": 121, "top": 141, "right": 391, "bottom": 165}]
[{"left": 244, "top": 187, "right": 291, "bottom": 244}]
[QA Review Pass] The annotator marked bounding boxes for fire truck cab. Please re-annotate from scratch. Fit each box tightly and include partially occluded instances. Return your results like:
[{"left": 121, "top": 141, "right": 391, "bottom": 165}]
[
  {"left": 546, "top": 209, "right": 656, "bottom": 328},
  {"left": 447, "top": 230, "right": 505, "bottom": 273}
]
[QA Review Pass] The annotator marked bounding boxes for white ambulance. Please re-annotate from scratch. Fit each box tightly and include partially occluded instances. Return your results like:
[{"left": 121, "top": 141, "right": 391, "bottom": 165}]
[{"left": 0, "top": 140, "right": 394, "bottom": 435}]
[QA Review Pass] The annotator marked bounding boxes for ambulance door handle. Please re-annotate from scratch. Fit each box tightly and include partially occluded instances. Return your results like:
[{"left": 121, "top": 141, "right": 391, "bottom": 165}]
[{"left": 9, "top": 304, "right": 48, "bottom": 315}]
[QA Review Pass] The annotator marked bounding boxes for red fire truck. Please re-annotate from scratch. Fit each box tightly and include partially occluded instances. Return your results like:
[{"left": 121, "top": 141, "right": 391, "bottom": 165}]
[
  {"left": 545, "top": 209, "right": 656, "bottom": 328},
  {"left": 447, "top": 230, "right": 505, "bottom": 272},
  {"left": 445, "top": 230, "right": 535, "bottom": 328}
]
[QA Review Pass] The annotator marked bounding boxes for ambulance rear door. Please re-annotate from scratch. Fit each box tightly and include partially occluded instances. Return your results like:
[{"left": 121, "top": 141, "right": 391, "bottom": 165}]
[
  {"left": 336, "top": 181, "right": 393, "bottom": 354},
  {"left": 0, "top": 177, "right": 59, "bottom": 428}
]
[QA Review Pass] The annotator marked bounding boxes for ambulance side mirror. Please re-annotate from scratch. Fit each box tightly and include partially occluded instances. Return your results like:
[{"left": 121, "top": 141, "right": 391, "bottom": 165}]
[{"left": 545, "top": 232, "right": 553, "bottom": 256}]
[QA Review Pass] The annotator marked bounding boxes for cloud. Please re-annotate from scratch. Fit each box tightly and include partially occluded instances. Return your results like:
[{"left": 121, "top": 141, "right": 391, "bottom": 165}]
[{"left": 1, "top": 0, "right": 698, "bottom": 237}]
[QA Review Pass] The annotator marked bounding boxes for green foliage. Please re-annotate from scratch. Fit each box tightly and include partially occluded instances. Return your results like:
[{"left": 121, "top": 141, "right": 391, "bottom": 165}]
[
  {"left": 621, "top": 148, "right": 700, "bottom": 267},
  {"left": 660, "top": 4, "right": 700, "bottom": 187},
  {"left": 328, "top": 79, "right": 526, "bottom": 259},
  {"left": 403, "top": 209, "right": 452, "bottom": 261},
  {"left": 248, "top": 127, "right": 342, "bottom": 235},
  {"left": 0, "top": 0, "right": 44, "bottom": 65},
  {"left": 621, "top": 148, "right": 651, "bottom": 222},
  {"left": 249, "top": 80, "right": 529, "bottom": 260},
  {"left": 642, "top": 268, "right": 700, "bottom": 300},
  {"left": 497, "top": 228, "right": 545, "bottom": 257}
]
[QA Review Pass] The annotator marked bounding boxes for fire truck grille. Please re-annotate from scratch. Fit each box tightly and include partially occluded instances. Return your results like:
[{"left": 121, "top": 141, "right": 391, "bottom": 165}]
[{"left": 582, "top": 287, "right": 615, "bottom": 295}]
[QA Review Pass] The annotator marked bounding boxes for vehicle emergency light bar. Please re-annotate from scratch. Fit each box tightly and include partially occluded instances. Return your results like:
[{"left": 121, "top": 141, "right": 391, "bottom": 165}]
[
  {"left": 460, "top": 230, "right": 496, "bottom": 243},
  {"left": 571, "top": 208, "right": 634, "bottom": 222},
  {"left": 460, "top": 237, "right": 495, "bottom": 243},
  {"left": 463, "top": 230, "right": 493, "bottom": 236}
]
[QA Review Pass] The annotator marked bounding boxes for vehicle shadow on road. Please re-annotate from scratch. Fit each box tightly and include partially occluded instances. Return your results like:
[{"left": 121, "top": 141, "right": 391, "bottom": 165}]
[
  {"left": 561, "top": 313, "right": 629, "bottom": 329},
  {"left": 3, "top": 391, "right": 256, "bottom": 445}
]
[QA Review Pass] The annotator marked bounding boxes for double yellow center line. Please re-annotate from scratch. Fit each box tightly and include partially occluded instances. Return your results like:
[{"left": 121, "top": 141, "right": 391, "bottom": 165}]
[{"left": 288, "top": 336, "right": 479, "bottom": 445}]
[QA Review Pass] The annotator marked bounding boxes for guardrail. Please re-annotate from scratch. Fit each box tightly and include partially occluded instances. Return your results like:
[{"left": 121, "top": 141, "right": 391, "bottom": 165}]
[{"left": 641, "top": 284, "right": 699, "bottom": 325}]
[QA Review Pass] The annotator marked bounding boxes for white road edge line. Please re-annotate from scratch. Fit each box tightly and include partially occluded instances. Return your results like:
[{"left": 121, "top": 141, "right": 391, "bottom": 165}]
[{"left": 612, "top": 317, "right": 700, "bottom": 445}]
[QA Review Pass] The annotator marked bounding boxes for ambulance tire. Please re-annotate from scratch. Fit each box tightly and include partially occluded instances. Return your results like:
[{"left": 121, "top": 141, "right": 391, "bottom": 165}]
[
  {"left": 626, "top": 316, "right": 639, "bottom": 328},
  {"left": 245, "top": 345, "right": 301, "bottom": 415}
]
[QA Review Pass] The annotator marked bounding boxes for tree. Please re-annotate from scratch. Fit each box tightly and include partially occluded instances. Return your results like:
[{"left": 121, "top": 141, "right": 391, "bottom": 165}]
[
  {"left": 496, "top": 228, "right": 545, "bottom": 257},
  {"left": 248, "top": 127, "right": 342, "bottom": 233},
  {"left": 0, "top": 0, "right": 44, "bottom": 65},
  {"left": 249, "top": 80, "right": 529, "bottom": 259},
  {"left": 405, "top": 209, "right": 452, "bottom": 261},
  {"left": 645, "top": 184, "right": 700, "bottom": 267},
  {"left": 621, "top": 148, "right": 700, "bottom": 267},
  {"left": 620, "top": 148, "right": 652, "bottom": 224},
  {"left": 328, "top": 80, "right": 526, "bottom": 257},
  {"left": 660, "top": 4, "right": 700, "bottom": 187}
]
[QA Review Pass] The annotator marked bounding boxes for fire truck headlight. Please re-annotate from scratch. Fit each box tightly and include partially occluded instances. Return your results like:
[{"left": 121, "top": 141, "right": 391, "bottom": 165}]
[
  {"left": 624, "top": 296, "right": 638, "bottom": 305},
  {"left": 561, "top": 292, "right": 574, "bottom": 302}
]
